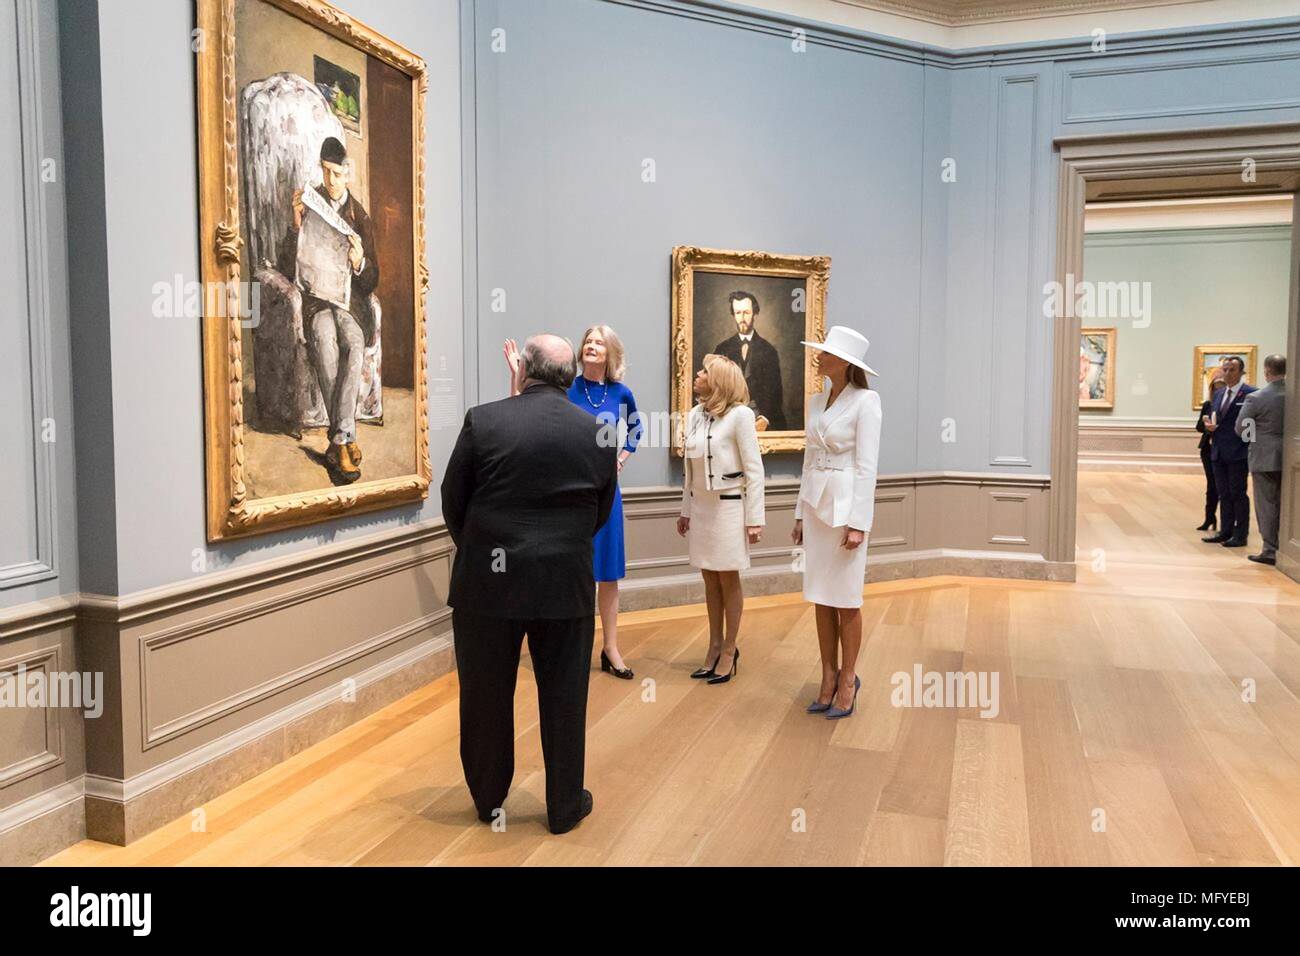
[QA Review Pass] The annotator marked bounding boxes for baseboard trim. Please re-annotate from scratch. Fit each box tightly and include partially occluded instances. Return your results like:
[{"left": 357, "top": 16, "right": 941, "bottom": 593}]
[
  {"left": 0, "top": 776, "right": 83, "bottom": 835},
  {"left": 0, "top": 777, "right": 86, "bottom": 867}
]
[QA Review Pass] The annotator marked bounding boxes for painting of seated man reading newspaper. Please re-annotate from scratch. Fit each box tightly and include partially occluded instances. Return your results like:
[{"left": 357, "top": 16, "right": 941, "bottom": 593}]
[{"left": 197, "top": 0, "right": 429, "bottom": 540}]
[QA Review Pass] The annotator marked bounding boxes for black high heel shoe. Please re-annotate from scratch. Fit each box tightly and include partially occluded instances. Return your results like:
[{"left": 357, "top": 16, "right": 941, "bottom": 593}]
[
  {"left": 690, "top": 649, "right": 721, "bottom": 679},
  {"left": 706, "top": 647, "right": 739, "bottom": 685},
  {"left": 600, "top": 651, "right": 634, "bottom": 680},
  {"left": 1195, "top": 517, "right": 1217, "bottom": 531}
]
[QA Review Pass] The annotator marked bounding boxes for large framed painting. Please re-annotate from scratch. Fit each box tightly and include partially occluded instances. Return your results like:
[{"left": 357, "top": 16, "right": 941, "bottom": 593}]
[
  {"left": 671, "top": 246, "right": 830, "bottom": 455},
  {"left": 1192, "top": 344, "right": 1258, "bottom": 410},
  {"left": 1078, "top": 327, "right": 1116, "bottom": 409},
  {"left": 197, "top": 0, "right": 429, "bottom": 540}
]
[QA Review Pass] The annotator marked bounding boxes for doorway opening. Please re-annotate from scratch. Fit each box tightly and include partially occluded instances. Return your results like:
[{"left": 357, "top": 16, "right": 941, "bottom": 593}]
[{"left": 1047, "top": 124, "right": 1300, "bottom": 583}]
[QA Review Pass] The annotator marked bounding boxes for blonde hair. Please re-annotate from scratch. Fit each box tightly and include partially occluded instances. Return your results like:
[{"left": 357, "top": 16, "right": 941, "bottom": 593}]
[
  {"left": 581, "top": 325, "right": 626, "bottom": 382},
  {"left": 700, "top": 354, "right": 750, "bottom": 418}
]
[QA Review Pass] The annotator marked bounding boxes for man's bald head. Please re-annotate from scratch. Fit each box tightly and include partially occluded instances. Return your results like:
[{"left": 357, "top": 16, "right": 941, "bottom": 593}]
[{"left": 520, "top": 334, "right": 577, "bottom": 389}]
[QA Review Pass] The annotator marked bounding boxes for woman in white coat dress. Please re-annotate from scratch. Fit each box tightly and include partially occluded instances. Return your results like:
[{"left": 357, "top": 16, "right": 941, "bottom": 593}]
[
  {"left": 791, "top": 326, "right": 882, "bottom": 720},
  {"left": 676, "top": 354, "right": 765, "bottom": 685}
]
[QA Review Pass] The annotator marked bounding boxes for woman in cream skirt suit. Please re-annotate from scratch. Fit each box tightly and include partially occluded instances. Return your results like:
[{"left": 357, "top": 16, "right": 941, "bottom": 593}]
[
  {"left": 791, "top": 326, "right": 882, "bottom": 720},
  {"left": 676, "top": 354, "right": 765, "bottom": 685}
]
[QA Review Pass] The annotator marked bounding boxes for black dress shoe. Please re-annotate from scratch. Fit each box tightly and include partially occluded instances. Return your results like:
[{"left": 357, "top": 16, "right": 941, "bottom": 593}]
[
  {"left": 1248, "top": 553, "right": 1277, "bottom": 565},
  {"left": 1222, "top": 538, "right": 1248, "bottom": 548},
  {"left": 1202, "top": 534, "right": 1230, "bottom": 543},
  {"left": 549, "top": 790, "right": 593, "bottom": 835},
  {"left": 1195, "top": 518, "right": 1216, "bottom": 531},
  {"left": 600, "top": 651, "right": 634, "bottom": 680}
]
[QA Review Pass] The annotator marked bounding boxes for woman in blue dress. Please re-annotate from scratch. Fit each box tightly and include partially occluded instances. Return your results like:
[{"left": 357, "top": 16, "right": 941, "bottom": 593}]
[{"left": 503, "top": 326, "right": 641, "bottom": 680}]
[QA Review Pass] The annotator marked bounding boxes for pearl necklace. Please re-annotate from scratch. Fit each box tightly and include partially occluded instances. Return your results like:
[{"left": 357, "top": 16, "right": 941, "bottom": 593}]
[{"left": 581, "top": 376, "right": 609, "bottom": 410}]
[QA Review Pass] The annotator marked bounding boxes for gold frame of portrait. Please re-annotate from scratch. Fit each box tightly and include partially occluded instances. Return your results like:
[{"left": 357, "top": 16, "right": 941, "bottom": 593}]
[
  {"left": 1192, "top": 344, "right": 1258, "bottom": 411},
  {"left": 1078, "top": 326, "right": 1117, "bottom": 410},
  {"left": 196, "top": 0, "right": 430, "bottom": 541},
  {"left": 670, "top": 245, "right": 829, "bottom": 457}
]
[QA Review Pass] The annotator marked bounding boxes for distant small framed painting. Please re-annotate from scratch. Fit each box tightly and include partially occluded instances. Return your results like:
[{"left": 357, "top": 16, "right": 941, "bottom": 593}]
[
  {"left": 1192, "top": 345, "right": 1258, "bottom": 410},
  {"left": 1078, "top": 328, "right": 1116, "bottom": 410}
]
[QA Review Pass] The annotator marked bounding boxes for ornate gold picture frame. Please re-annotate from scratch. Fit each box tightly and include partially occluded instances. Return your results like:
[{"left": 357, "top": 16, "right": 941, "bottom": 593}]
[
  {"left": 671, "top": 246, "right": 829, "bottom": 456},
  {"left": 197, "top": 0, "right": 429, "bottom": 541},
  {"left": 1192, "top": 344, "right": 1258, "bottom": 410}
]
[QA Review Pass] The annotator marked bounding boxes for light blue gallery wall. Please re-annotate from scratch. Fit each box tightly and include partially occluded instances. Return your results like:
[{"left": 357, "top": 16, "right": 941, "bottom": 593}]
[
  {"left": 468, "top": 1, "right": 1300, "bottom": 488},
  {"left": 1081, "top": 226, "right": 1292, "bottom": 422},
  {"left": 37, "top": 0, "right": 1300, "bottom": 597},
  {"left": 468, "top": 0, "right": 929, "bottom": 485}
]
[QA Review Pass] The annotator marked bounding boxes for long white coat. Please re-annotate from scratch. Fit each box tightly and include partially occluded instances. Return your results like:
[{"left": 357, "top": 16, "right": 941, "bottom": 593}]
[{"left": 795, "top": 385, "right": 882, "bottom": 531}]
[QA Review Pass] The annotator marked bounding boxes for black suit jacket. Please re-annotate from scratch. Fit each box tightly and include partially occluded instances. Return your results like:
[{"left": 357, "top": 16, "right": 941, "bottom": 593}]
[
  {"left": 441, "top": 384, "right": 618, "bottom": 619},
  {"left": 715, "top": 331, "right": 786, "bottom": 430},
  {"left": 277, "top": 185, "right": 381, "bottom": 344},
  {"left": 1196, "top": 398, "right": 1215, "bottom": 451}
]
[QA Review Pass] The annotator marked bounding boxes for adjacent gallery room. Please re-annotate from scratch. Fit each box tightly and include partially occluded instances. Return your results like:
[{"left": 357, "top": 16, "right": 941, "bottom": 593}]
[{"left": 3, "top": 0, "right": 1300, "bottom": 902}]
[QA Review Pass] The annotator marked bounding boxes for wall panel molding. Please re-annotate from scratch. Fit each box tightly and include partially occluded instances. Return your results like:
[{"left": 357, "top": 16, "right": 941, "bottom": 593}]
[
  {"left": 1063, "top": 49, "right": 1300, "bottom": 125},
  {"left": 987, "top": 71, "right": 1042, "bottom": 468},
  {"left": 0, "top": 645, "right": 64, "bottom": 787},
  {"left": 622, "top": 471, "right": 1057, "bottom": 595},
  {"left": 2, "top": 0, "right": 58, "bottom": 589},
  {"left": 1078, "top": 420, "right": 1201, "bottom": 471}
]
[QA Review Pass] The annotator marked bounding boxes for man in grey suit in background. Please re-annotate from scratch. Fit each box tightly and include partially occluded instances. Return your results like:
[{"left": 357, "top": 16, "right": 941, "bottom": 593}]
[{"left": 1237, "top": 353, "right": 1287, "bottom": 565}]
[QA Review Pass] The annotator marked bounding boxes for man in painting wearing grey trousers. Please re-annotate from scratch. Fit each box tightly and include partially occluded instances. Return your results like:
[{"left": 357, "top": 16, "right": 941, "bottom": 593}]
[{"left": 1237, "top": 353, "right": 1287, "bottom": 566}]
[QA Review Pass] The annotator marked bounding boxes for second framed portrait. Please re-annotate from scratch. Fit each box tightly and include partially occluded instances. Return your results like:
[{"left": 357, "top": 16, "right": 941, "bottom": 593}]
[{"left": 671, "top": 246, "right": 829, "bottom": 455}]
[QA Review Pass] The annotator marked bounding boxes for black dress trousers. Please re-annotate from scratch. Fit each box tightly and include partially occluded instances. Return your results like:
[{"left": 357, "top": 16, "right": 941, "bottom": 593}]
[
  {"left": 452, "top": 607, "right": 595, "bottom": 832},
  {"left": 1212, "top": 458, "right": 1250, "bottom": 541}
]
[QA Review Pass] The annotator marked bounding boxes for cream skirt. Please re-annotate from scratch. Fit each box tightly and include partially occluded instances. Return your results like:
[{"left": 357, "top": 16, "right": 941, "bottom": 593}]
[
  {"left": 688, "top": 490, "right": 750, "bottom": 571},
  {"left": 801, "top": 508, "right": 869, "bottom": 608}
]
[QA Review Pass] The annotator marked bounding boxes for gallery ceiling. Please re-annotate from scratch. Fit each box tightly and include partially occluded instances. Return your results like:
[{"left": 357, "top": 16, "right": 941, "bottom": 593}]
[
  {"left": 734, "top": 0, "right": 1300, "bottom": 47},
  {"left": 835, "top": 0, "right": 1217, "bottom": 27}
]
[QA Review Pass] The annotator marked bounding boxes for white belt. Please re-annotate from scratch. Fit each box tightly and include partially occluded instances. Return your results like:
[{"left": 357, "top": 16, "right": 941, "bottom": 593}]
[{"left": 810, "top": 450, "right": 853, "bottom": 471}]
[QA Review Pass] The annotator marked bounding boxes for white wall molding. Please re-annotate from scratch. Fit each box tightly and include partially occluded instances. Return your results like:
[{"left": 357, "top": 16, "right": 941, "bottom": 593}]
[{"left": 3, "top": 0, "right": 59, "bottom": 590}]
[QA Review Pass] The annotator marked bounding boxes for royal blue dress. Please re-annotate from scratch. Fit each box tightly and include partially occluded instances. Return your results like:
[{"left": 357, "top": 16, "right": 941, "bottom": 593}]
[{"left": 567, "top": 375, "right": 641, "bottom": 582}]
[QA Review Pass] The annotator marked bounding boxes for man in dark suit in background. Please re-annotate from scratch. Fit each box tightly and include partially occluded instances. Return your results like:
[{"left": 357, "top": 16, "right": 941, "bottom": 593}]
[
  {"left": 441, "top": 334, "right": 618, "bottom": 834},
  {"left": 715, "top": 290, "right": 786, "bottom": 430},
  {"left": 1237, "top": 353, "right": 1287, "bottom": 565},
  {"left": 1202, "top": 355, "right": 1257, "bottom": 548}
]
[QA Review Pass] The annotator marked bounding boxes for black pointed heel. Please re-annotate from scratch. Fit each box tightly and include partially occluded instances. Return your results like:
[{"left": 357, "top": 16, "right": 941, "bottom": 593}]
[
  {"left": 1195, "top": 518, "right": 1216, "bottom": 531},
  {"left": 706, "top": 647, "right": 739, "bottom": 685},
  {"left": 690, "top": 651, "right": 721, "bottom": 679},
  {"left": 600, "top": 651, "right": 634, "bottom": 680}
]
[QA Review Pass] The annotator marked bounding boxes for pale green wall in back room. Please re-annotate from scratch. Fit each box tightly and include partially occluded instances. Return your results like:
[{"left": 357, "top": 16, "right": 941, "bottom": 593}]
[{"left": 1080, "top": 225, "right": 1292, "bottom": 422}]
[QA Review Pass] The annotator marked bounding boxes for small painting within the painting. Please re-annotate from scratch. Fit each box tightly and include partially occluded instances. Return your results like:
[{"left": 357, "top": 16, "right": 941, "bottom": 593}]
[{"left": 314, "top": 55, "right": 362, "bottom": 135}]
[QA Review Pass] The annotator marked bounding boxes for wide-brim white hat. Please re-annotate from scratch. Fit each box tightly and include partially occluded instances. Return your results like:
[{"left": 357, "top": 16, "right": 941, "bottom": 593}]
[{"left": 802, "top": 325, "right": 878, "bottom": 376}]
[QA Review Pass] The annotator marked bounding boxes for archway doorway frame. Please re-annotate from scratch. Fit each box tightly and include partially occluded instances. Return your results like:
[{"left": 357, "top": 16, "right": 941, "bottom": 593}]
[{"left": 1048, "top": 123, "right": 1300, "bottom": 575}]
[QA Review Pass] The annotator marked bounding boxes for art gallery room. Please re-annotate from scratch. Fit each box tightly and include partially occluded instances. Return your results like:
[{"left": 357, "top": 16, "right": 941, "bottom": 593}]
[{"left": 4, "top": 0, "right": 1300, "bottom": 899}]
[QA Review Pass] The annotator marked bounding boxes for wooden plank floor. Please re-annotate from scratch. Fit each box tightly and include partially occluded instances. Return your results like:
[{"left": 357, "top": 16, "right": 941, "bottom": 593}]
[{"left": 43, "top": 472, "right": 1300, "bottom": 866}]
